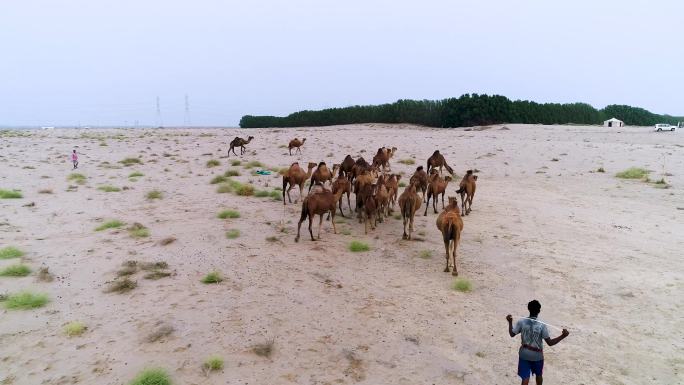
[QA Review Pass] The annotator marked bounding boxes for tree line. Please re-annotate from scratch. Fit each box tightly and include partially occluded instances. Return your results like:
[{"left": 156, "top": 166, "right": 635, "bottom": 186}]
[{"left": 239, "top": 94, "right": 683, "bottom": 128}]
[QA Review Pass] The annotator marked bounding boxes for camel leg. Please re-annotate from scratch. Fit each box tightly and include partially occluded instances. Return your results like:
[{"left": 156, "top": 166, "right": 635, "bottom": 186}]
[
  {"left": 433, "top": 193, "right": 438, "bottom": 214},
  {"left": 408, "top": 214, "right": 414, "bottom": 240},
  {"left": 308, "top": 215, "right": 315, "bottom": 241},
  {"left": 338, "top": 197, "right": 345, "bottom": 217},
  {"left": 289, "top": 148, "right": 292, "bottom": 156},
  {"left": 295, "top": 205, "right": 306, "bottom": 242},
  {"left": 331, "top": 211, "right": 337, "bottom": 234},
  {"left": 452, "top": 240, "right": 458, "bottom": 276},
  {"left": 441, "top": 193, "right": 445, "bottom": 209},
  {"left": 317, "top": 214, "right": 323, "bottom": 239},
  {"left": 424, "top": 193, "right": 430, "bottom": 216},
  {"left": 460, "top": 193, "right": 466, "bottom": 216},
  {"left": 444, "top": 239, "right": 451, "bottom": 272},
  {"left": 287, "top": 185, "right": 295, "bottom": 204},
  {"left": 402, "top": 216, "right": 408, "bottom": 239},
  {"left": 345, "top": 192, "right": 351, "bottom": 216},
  {"left": 364, "top": 213, "right": 369, "bottom": 234}
]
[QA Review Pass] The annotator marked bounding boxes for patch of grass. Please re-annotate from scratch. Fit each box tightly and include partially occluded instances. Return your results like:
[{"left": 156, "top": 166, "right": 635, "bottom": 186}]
[
  {"left": 243, "top": 160, "right": 264, "bottom": 169},
  {"left": 117, "top": 264, "right": 138, "bottom": 277},
  {"left": 140, "top": 261, "right": 169, "bottom": 270},
  {"left": 129, "top": 171, "right": 144, "bottom": 178},
  {"left": 201, "top": 271, "right": 223, "bottom": 284},
  {"left": 224, "top": 169, "right": 241, "bottom": 177},
  {"left": 254, "top": 190, "right": 270, "bottom": 198},
  {"left": 615, "top": 167, "right": 649, "bottom": 179},
  {"left": 104, "top": 278, "right": 137, "bottom": 293},
  {"left": 216, "top": 183, "right": 233, "bottom": 193},
  {"left": 67, "top": 173, "right": 87, "bottom": 184},
  {"left": 98, "top": 185, "right": 121, "bottom": 192},
  {"left": 145, "top": 323, "right": 174, "bottom": 342},
  {"left": 0, "top": 246, "right": 24, "bottom": 259},
  {"left": 230, "top": 160, "right": 241, "bottom": 166},
  {"left": 38, "top": 188, "right": 53, "bottom": 194},
  {"left": 597, "top": 167, "right": 605, "bottom": 173},
  {"left": 348, "top": 241, "right": 370, "bottom": 252},
  {"left": 3, "top": 291, "right": 49, "bottom": 310},
  {"left": 206, "top": 159, "right": 221, "bottom": 168},
  {"left": 252, "top": 340, "right": 274, "bottom": 357},
  {"left": 341, "top": 228, "right": 352, "bottom": 235},
  {"left": 203, "top": 355, "right": 224, "bottom": 372},
  {"left": 268, "top": 190, "right": 281, "bottom": 201},
  {"left": 37, "top": 267, "right": 54, "bottom": 282},
  {"left": 146, "top": 190, "right": 163, "bottom": 200},
  {"left": 144, "top": 270, "right": 172, "bottom": 280},
  {"left": 235, "top": 184, "right": 255, "bottom": 196},
  {"left": 655, "top": 178, "right": 667, "bottom": 185},
  {"left": 226, "top": 229, "right": 240, "bottom": 239},
  {"left": 0, "top": 264, "right": 31, "bottom": 277},
  {"left": 398, "top": 182, "right": 407, "bottom": 188},
  {"left": 265, "top": 236, "right": 279, "bottom": 243},
  {"left": 95, "top": 220, "right": 124, "bottom": 231},
  {"left": 419, "top": 250, "right": 432, "bottom": 259},
  {"left": 129, "top": 368, "right": 171, "bottom": 385},
  {"left": 0, "top": 189, "right": 23, "bottom": 199},
  {"left": 393, "top": 214, "right": 402, "bottom": 220},
  {"left": 218, "top": 210, "right": 240, "bottom": 219},
  {"left": 128, "top": 223, "right": 150, "bottom": 238},
  {"left": 398, "top": 158, "right": 415, "bottom": 165},
  {"left": 210, "top": 175, "right": 228, "bottom": 184},
  {"left": 158, "top": 237, "right": 176, "bottom": 246},
  {"left": 452, "top": 278, "right": 472, "bottom": 292},
  {"left": 119, "top": 157, "right": 142, "bottom": 166},
  {"left": 64, "top": 321, "right": 87, "bottom": 337}
]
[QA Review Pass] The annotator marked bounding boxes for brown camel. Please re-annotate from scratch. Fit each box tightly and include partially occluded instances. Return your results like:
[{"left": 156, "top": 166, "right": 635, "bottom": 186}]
[
  {"left": 424, "top": 174, "right": 453, "bottom": 215},
  {"left": 426, "top": 150, "right": 454, "bottom": 175},
  {"left": 385, "top": 174, "right": 401, "bottom": 211},
  {"left": 372, "top": 147, "right": 397, "bottom": 172},
  {"left": 308, "top": 162, "right": 337, "bottom": 192},
  {"left": 228, "top": 136, "right": 254, "bottom": 157},
  {"left": 360, "top": 184, "right": 378, "bottom": 234},
  {"left": 338, "top": 155, "right": 355, "bottom": 178},
  {"left": 436, "top": 197, "right": 464, "bottom": 275},
  {"left": 331, "top": 174, "right": 352, "bottom": 217},
  {"left": 409, "top": 166, "right": 429, "bottom": 203},
  {"left": 398, "top": 181, "right": 422, "bottom": 240},
  {"left": 455, "top": 170, "right": 478, "bottom": 215},
  {"left": 288, "top": 138, "right": 306, "bottom": 155},
  {"left": 295, "top": 188, "right": 345, "bottom": 242},
  {"left": 282, "top": 162, "right": 317, "bottom": 205},
  {"left": 353, "top": 171, "right": 375, "bottom": 219},
  {"left": 351, "top": 157, "right": 378, "bottom": 183},
  {"left": 374, "top": 175, "right": 390, "bottom": 222}
]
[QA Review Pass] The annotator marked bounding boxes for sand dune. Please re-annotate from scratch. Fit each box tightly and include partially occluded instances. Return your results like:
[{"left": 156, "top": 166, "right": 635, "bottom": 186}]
[{"left": 0, "top": 124, "right": 682, "bottom": 385}]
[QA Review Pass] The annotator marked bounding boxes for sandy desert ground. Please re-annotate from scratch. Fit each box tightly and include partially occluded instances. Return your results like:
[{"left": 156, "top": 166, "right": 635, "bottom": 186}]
[{"left": 0, "top": 124, "right": 683, "bottom": 385}]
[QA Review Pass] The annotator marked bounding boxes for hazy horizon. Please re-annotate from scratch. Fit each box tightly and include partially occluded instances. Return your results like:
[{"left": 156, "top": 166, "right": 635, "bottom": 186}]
[{"left": 2, "top": 0, "right": 683, "bottom": 126}]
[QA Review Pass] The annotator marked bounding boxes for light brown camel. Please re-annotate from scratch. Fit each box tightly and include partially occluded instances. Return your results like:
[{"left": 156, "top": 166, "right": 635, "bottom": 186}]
[
  {"left": 424, "top": 174, "right": 453, "bottom": 215},
  {"left": 331, "top": 174, "right": 352, "bottom": 217},
  {"left": 436, "top": 197, "right": 464, "bottom": 275},
  {"left": 351, "top": 157, "right": 377, "bottom": 183},
  {"left": 308, "top": 162, "right": 337, "bottom": 192},
  {"left": 295, "top": 188, "right": 345, "bottom": 242},
  {"left": 409, "top": 166, "right": 429, "bottom": 203},
  {"left": 360, "top": 184, "right": 378, "bottom": 234},
  {"left": 288, "top": 138, "right": 306, "bottom": 155},
  {"left": 426, "top": 150, "right": 454, "bottom": 175},
  {"left": 372, "top": 147, "right": 397, "bottom": 172},
  {"left": 398, "top": 181, "right": 422, "bottom": 240},
  {"left": 455, "top": 169, "right": 478, "bottom": 215},
  {"left": 338, "top": 155, "right": 355, "bottom": 179},
  {"left": 228, "top": 136, "right": 254, "bottom": 157},
  {"left": 385, "top": 174, "right": 401, "bottom": 211},
  {"left": 353, "top": 171, "right": 375, "bottom": 219},
  {"left": 282, "top": 162, "right": 317, "bottom": 205},
  {"left": 374, "top": 174, "right": 390, "bottom": 222}
]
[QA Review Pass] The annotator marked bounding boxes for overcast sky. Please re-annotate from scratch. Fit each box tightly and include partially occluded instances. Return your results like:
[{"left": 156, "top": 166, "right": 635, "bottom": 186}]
[{"left": 1, "top": 0, "right": 682, "bottom": 126}]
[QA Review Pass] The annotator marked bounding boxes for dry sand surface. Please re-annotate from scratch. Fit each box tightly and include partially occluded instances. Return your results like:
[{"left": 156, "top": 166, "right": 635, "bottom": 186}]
[{"left": 1, "top": 124, "right": 683, "bottom": 385}]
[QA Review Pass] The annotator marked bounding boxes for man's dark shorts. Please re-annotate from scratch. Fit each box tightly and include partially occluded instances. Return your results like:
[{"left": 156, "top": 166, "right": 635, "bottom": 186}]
[{"left": 518, "top": 358, "right": 543, "bottom": 379}]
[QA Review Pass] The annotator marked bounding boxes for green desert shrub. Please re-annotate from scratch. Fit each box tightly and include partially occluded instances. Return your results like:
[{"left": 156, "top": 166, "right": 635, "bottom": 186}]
[
  {"left": 597, "top": 167, "right": 605, "bottom": 173},
  {"left": 3, "top": 291, "right": 49, "bottom": 309},
  {"left": 129, "top": 368, "right": 171, "bottom": 385},
  {"left": 224, "top": 169, "right": 241, "bottom": 177},
  {"left": 452, "top": 278, "right": 472, "bottom": 292},
  {"left": 243, "top": 161, "right": 264, "bottom": 169},
  {"left": 216, "top": 183, "right": 233, "bottom": 193},
  {"left": 104, "top": 278, "right": 137, "bottom": 293},
  {"left": 64, "top": 321, "right": 87, "bottom": 337},
  {"left": 0, "top": 264, "right": 31, "bottom": 277},
  {"left": 217, "top": 210, "right": 240, "bottom": 219},
  {"left": 206, "top": 159, "right": 221, "bottom": 168},
  {"left": 146, "top": 190, "right": 163, "bottom": 200},
  {"left": 348, "top": 241, "right": 370, "bottom": 252},
  {"left": 398, "top": 158, "right": 415, "bottom": 165},
  {"left": 254, "top": 190, "right": 270, "bottom": 198},
  {"left": 615, "top": 167, "right": 649, "bottom": 179},
  {"left": 419, "top": 250, "right": 432, "bottom": 259},
  {"left": 0, "top": 246, "right": 24, "bottom": 259},
  {"left": 398, "top": 181, "right": 407, "bottom": 188},
  {"left": 128, "top": 223, "right": 150, "bottom": 238},
  {"left": 203, "top": 355, "right": 224, "bottom": 371},
  {"left": 201, "top": 271, "right": 223, "bottom": 284},
  {"left": 129, "top": 171, "right": 144, "bottom": 178},
  {"left": 96, "top": 220, "right": 124, "bottom": 231},
  {"left": 67, "top": 173, "right": 87, "bottom": 184},
  {"left": 0, "top": 189, "right": 22, "bottom": 199},
  {"left": 230, "top": 160, "right": 241, "bottom": 166},
  {"left": 98, "top": 185, "right": 121, "bottom": 192},
  {"left": 119, "top": 157, "right": 142, "bottom": 166},
  {"left": 210, "top": 175, "right": 228, "bottom": 184},
  {"left": 235, "top": 184, "right": 255, "bottom": 196},
  {"left": 225, "top": 229, "right": 240, "bottom": 239}
]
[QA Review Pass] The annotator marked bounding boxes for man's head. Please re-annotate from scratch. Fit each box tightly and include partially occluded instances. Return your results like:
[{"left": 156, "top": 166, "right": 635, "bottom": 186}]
[{"left": 528, "top": 300, "right": 541, "bottom": 316}]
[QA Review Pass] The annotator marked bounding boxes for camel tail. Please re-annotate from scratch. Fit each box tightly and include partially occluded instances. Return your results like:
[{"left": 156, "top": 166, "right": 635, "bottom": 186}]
[
  {"left": 298, "top": 200, "right": 308, "bottom": 223},
  {"left": 403, "top": 198, "right": 413, "bottom": 219},
  {"left": 443, "top": 219, "right": 459, "bottom": 246},
  {"left": 445, "top": 163, "right": 454, "bottom": 175},
  {"left": 455, "top": 187, "right": 464, "bottom": 194}
]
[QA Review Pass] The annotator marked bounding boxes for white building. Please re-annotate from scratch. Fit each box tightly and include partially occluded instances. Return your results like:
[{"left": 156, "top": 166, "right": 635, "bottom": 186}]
[{"left": 603, "top": 117, "right": 624, "bottom": 128}]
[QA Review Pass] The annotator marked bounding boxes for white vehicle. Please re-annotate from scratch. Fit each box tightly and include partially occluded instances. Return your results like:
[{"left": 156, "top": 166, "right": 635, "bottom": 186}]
[{"left": 654, "top": 123, "right": 676, "bottom": 132}]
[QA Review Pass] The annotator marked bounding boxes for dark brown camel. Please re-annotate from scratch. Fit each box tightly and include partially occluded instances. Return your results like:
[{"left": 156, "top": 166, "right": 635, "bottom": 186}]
[
  {"left": 308, "top": 162, "right": 336, "bottom": 192},
  {"left": 436, "top": 197, "right": 463, "bottom": 275},
  {"left": 288, "top": 138, "right": 306, "bottom": 155},
  {"left": 282, "top": 162, "right": 316, "bottom": 205},
  {"left": 295, "top": 188, "right": 345, "bottom": 242},
  {"left": 372, "top": 147, "right": 397, "bottom": 172},
  {"left": 228, "top": 136, "right": 254, "bottom": 157},
  {"left": 455, "top": 170, "right": 478, "bottom": 215},
  {"left": 331, "top": 173, "right": 352, "bottom": 217},
  {"left": 426, "top": 150, "right": 454, "bottom": 175},
  {"left": 338, "top": 155, "right": 355, "bottom": 179},
  {"left": 409, "top": 166, "right": 429, "bottom": 203}
]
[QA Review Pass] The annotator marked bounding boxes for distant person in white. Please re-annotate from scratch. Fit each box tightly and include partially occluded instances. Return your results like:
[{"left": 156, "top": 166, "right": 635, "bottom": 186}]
[{"left": 507, "top": 300, "right": 569, "bottom": 385}]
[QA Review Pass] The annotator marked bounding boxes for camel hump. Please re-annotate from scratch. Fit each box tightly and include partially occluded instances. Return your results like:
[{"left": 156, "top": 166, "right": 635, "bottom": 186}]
[
  {"left": 466, "top": 170, "right": 473, "bottom": 175},
  {"left": 318, "top": 161, "right": 326, "bottom": 167},
  {"left": 433, "top": 150, "right": 440, "bottom": 155},
  {"left": 416, "top": 166, "right": 424, "bottom": 171}
]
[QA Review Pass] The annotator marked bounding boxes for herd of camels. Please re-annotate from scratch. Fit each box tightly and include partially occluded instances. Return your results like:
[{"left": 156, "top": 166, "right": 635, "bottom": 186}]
[{"left": 229, "top": 136, "right": 477, "bottom": 276}]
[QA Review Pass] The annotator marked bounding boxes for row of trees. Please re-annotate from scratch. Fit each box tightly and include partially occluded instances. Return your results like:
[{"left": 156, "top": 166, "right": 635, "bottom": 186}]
[{"left": 239, "top": 94, "right": 683, "bottom": 128}]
